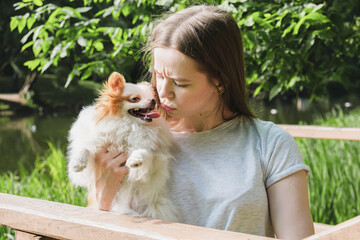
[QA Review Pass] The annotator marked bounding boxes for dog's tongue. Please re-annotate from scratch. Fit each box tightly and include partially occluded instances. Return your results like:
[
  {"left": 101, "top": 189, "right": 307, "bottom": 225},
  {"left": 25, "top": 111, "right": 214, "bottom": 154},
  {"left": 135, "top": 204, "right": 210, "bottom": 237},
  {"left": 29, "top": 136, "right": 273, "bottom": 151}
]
[{"left": 140, "top": 112, "right": 161, "bottom": 119}]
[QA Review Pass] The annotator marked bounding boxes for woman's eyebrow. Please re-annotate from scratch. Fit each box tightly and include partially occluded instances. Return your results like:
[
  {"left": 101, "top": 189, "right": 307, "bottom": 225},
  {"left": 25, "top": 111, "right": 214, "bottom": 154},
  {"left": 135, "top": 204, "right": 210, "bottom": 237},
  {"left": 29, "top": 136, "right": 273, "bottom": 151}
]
[
  {"left": 154, "top": 69, "right": 190, "bottom": 82},
  {"left": 174, "top": 78, "right": 191, "bottom": 82}
]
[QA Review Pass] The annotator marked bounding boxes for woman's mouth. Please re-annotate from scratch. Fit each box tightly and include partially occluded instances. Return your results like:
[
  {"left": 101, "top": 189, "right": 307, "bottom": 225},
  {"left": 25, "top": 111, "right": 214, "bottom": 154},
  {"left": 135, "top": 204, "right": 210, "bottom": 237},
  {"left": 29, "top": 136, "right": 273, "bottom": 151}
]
[{"left": 161, "top": 103, "right": 176, "bottom": 112}]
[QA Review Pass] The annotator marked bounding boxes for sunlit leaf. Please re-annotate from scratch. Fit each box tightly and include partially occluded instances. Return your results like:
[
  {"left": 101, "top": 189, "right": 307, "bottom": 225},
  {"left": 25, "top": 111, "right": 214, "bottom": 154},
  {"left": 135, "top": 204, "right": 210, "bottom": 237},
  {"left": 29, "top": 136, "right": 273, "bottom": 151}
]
[
  {"left": 18, "top": 17, "right": 27, "bottom": 33},
  {"left": 33, "top": 0, "right": 43, "bottom": 7},
  {"left": 121, "top": 4, "right": 131, "bottom": 17},
  {"left": 24, "top": 59, "right": 41, "bottom": 70},
  {"left": 10, "top": 17, "right": 19, "bottom": 31},
  {"left": 269, "top": 84, "right": 282, "bottom": 100},
  {"left": 77, "top": 36, "right": 87, "bottom": 47},
  {"left": 93, "top": 40, "right": 104, "bottom": 51}
]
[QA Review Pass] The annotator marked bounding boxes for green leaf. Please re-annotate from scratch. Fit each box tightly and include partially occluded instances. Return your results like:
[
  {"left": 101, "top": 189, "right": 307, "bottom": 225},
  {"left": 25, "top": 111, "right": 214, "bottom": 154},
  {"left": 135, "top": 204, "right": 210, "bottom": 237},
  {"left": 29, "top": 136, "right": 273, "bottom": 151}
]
[
  {"left": 18, "top": 17, "right": 27, "bottom": 33},
  {"left": 33, "top": 39, "right": 43, "bottom": 57},
  {"left": 65, "top": 72, "right": 74, "bottom": 88},
  {"left": 269, "top": 84, "right": 282, "bottom": 100},
  {"left": 287, "top": 75, "right": 299, "bottom": 89},
  {"left": 21, "top": 28, "right": 34, "bottom": 44},
  {"left": 253, "top": 84, "right": 263, "bottom": 97},
  {"left": 121, "top": 5, "right": 131, "bottom": 17},
  {"left": 293, "top": 12, "right": 330, "bottom": 35},
  {"left": 21, "top": 41, "right": 34, "bottom": 52},
  {"left": 51, "top": 44, "right": 62, "bottom": 60},
  {"left": 10, "top": 17, "right": 19, "bottom": 32},
  {"left": 47, "top": 8, "right": 63, "bottom": 23},
  {"left": 41, "top": 60, "right": 53, "bottom": 73},
  {"left": 305, "top": 12, "right": 330, "bottom": 24},
  {"left": 282, "top": 22, "right": 296, "bottom": 37},
  {"left": 293, "top": 17, "right": 306, "bottom": 35},
  {"left": 112, "top": 9, "right": 121, "bottom": 20},
  {"left": 63, "top": 7, "right": 82, "bottom": 19},
  {"left": 33, "top": 0, "right": 43, "bottom": 6},
  {"left": 244, "top": 16, "right": 254, "bottom": 27},
  {"left": 41, "top": 39, "right": 52, "bottom": 53},
  {"left": 27, "top": 15, "right": 36, "bottom": 29},
  {"left": 252, "top": 12, "right": 272, "bottom": 29},
  {"left": 93, "top": 41, "right": 104, "bottom": 51},
  {"left": 32, "top": 25, "right": 43, "bottom": 41},
  {"left": 81, "top": 66, "right": 94, "bottom": 80},
  {"left": 77, "top": 36, "right": 87, "bottom": 47},
  {"left": 24, "top": 59, "right": 41, "bottom": 71},
  {"left": 261, "top": 60, "right": 271, "bottom": 73}
]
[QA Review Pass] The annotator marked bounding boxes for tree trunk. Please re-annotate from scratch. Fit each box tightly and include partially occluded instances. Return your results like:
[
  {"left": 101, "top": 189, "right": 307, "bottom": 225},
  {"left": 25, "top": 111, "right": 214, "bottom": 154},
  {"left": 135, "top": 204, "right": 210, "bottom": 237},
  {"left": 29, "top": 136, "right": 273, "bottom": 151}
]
[{"left": 0, "top": 71, "right": 37, "bottom": 105}]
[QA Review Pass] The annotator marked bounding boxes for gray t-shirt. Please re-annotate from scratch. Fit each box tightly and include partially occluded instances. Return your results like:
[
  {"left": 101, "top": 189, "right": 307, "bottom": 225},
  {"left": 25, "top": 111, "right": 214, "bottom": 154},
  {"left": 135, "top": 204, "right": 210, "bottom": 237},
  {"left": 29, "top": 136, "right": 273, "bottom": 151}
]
[{"left": 169, "top": 116, "right": 309, "bottom": 237}]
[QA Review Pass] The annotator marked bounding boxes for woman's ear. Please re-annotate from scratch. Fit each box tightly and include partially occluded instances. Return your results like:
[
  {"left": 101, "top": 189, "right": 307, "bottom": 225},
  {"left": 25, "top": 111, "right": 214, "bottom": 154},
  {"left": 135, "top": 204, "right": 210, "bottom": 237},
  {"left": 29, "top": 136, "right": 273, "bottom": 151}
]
[{"left": 214, "top": 79, "right": 224, "bottom": 95}]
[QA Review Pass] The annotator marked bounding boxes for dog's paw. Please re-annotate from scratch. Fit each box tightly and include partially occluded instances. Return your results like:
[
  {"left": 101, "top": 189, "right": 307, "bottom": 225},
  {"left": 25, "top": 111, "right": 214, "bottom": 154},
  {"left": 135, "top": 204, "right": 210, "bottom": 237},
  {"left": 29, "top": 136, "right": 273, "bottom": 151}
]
[
  {"left": 68, "top": 150, "right": 90, "bottom": 173},
  {"left": 126, "top": 149, "right": 152, "bottom": 182},
  {"left": 126, "top": 151, "right": 144, "bottom": 169},
  {"left": 71, "top": 163, "right": 86, "bottom": 172},
  {"left": 69, "top": 158, "right": 87, "bottom": 172},
  {"left": 128, "top": 159, "right": 143, "bottom": 168}
]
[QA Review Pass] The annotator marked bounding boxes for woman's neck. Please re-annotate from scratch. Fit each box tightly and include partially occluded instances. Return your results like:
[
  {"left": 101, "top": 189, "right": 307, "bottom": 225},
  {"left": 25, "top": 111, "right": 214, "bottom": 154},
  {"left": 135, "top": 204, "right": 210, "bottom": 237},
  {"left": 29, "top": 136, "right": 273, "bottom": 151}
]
[{"left": 169, "top": 109, "right": 234, "bottom": 133}]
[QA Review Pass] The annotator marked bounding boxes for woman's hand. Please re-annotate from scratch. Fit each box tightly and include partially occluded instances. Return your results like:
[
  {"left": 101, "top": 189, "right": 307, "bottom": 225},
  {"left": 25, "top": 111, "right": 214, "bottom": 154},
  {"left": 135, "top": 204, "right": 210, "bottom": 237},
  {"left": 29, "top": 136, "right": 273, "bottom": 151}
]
[{"left": 94, "top": 146, "right": 129, "bottom": 211}]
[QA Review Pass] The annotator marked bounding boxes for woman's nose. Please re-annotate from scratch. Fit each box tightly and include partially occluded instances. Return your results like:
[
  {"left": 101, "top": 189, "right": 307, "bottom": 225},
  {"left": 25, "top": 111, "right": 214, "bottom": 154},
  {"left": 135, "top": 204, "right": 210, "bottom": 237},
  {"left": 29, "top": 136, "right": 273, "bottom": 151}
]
[{"left": 157, "top": 78, "right": 174, "bottom": 99}]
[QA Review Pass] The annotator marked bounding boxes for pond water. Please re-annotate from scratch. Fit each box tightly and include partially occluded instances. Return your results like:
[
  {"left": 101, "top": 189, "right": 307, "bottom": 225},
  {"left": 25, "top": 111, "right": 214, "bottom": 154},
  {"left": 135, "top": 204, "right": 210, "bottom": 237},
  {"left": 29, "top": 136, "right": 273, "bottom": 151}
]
[{"left": 0, "top": 97, "right": 358, "bottom": 173}]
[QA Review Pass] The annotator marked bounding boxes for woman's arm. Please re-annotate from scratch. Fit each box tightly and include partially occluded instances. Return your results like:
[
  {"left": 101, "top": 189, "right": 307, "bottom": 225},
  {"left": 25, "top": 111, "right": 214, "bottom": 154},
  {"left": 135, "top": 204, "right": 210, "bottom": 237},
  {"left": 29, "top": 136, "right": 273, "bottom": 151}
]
[
  {"left": 267, "top": 170, "right": 315, "bottom": 239},
  {"left": 93, "top": 147, "right": 129, "bottom": 210}
]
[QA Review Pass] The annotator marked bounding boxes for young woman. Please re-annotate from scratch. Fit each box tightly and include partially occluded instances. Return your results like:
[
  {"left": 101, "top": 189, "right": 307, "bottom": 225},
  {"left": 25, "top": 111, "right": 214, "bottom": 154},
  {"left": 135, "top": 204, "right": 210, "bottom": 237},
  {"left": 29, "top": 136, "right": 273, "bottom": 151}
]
[{"left": 93, "top": 5, "right": 314, "bottom": 239}]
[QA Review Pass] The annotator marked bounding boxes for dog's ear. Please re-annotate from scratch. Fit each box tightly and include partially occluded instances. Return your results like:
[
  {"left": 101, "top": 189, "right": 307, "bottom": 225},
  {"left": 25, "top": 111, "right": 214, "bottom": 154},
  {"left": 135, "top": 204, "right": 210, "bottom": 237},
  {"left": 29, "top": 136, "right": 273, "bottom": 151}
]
[{"left": 108, "top": 72, "right": 125, "bottom": 93}]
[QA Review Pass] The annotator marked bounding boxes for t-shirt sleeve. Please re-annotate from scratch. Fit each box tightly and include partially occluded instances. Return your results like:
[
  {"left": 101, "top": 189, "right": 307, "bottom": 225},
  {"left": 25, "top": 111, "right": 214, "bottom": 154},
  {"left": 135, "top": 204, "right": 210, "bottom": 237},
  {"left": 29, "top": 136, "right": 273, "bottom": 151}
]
[{"left": 262, "top": 124, "right": 310, "bottom": 188}]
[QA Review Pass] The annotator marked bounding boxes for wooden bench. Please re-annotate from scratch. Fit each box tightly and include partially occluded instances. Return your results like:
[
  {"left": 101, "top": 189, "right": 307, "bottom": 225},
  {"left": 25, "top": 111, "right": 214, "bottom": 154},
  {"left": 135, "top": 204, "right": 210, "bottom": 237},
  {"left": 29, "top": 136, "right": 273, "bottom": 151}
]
[{"left": 1, "top": 125, "right": 359, "bottom": 239}]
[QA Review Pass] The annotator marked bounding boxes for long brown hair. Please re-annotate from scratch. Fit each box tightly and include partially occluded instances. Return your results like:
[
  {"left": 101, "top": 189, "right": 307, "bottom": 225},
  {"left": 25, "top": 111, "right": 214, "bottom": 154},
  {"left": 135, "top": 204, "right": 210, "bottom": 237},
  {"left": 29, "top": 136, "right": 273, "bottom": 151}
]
[{"left": 145, "top": 5, "right": 255, "bottom": 119}]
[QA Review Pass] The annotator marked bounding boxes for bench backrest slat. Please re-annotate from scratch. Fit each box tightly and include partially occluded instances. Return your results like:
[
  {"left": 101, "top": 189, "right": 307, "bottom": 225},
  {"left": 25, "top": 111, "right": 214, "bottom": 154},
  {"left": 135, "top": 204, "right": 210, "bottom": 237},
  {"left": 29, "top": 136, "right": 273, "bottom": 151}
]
[
  {"left": 278, "top": 125, "right": 360, "bottom": 141},
  {"left": 0, "top": 193, "right": 269, "bottom": 240}
]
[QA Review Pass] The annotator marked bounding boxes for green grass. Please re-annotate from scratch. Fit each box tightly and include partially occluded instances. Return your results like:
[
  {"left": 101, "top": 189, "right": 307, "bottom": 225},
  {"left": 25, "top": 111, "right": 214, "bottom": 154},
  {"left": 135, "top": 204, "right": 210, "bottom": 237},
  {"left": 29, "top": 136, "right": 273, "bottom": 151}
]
[
  {"left": 0, "top": 143, "right": 87, "bottom": 240},
  {"left": 297, "top": 106, "right": 360, "bottom": 225},
  {"left": 0, "top": 107, "right": 359, "bottom": 239}
]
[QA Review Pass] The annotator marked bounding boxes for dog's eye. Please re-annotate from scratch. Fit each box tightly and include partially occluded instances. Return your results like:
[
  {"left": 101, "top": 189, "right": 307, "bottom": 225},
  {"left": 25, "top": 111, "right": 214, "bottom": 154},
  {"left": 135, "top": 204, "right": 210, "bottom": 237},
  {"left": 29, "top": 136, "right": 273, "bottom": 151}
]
[{"left": 129, "top": 97, "right": 140, "bottom": 103}]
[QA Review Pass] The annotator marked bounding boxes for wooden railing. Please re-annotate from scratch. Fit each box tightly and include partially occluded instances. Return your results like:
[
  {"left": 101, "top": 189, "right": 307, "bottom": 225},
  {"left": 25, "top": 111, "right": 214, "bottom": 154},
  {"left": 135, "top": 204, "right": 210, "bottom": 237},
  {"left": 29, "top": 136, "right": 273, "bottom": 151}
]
[
  {"left": 278, "top": 125, "right": 360, "bottom": 141},
  {"left": 1, "top": 125, "right": 359, "bottom": 240}
]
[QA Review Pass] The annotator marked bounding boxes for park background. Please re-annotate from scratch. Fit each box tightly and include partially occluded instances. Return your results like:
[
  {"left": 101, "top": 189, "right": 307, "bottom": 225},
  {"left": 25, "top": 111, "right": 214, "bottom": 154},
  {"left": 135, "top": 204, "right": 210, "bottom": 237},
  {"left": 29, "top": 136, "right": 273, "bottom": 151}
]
[{"left": 0, "top": 0, "right": 359, "bottom": 239}]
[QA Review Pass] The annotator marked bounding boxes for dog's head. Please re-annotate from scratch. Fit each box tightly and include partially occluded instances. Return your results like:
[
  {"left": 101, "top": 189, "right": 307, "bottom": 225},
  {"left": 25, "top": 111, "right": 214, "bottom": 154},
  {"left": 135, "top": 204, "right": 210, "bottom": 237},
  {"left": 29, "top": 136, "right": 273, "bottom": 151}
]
[{"left": 95, "top": 72, "right": 160, "bottom": 123}]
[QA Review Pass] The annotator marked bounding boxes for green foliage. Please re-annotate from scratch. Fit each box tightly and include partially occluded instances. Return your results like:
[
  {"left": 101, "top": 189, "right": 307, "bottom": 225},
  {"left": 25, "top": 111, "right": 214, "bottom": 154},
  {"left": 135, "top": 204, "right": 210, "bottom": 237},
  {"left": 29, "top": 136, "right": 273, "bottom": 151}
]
[
  {"left": 9, "top": 0, "right": 188, "bottom": 85},
  {"left": 297, "top": 107, "right": 360, "bottom": 224},
  {"left": 0, "top": 142, "right": 87, "bottom": 205},
  {"left": 227, "top": 0, "right": 360, "bottom": 100},
  {"left": 0, "top": 141, "right": 87, "bottom": 240},
  {"left": 9, "top": 0, "right": 360, "bottom": 99}
]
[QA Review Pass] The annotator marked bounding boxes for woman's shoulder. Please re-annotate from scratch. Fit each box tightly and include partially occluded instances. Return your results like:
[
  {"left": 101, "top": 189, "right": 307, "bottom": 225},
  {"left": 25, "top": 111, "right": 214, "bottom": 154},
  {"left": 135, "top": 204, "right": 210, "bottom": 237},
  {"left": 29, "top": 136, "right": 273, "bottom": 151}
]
[
  {"left": 230, "top": 116, "right": 286, "bottom": 139},
  {"left": 237, "top": 117, "right": 291, "bottom": 140}
]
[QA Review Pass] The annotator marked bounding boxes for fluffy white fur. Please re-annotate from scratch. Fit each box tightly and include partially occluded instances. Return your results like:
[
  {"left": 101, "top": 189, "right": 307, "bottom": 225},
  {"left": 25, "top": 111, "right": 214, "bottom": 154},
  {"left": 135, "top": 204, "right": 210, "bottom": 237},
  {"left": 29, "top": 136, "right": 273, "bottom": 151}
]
[{"left": 67, "top": 72, "right": 177, "bottom": 222}]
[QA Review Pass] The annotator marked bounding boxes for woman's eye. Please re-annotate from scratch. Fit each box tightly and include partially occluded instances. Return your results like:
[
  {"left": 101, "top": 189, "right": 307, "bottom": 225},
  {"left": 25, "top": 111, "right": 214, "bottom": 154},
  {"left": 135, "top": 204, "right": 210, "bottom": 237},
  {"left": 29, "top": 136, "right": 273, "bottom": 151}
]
[{"left": 174, "top": 81, "right": 186, "bottom": 88}]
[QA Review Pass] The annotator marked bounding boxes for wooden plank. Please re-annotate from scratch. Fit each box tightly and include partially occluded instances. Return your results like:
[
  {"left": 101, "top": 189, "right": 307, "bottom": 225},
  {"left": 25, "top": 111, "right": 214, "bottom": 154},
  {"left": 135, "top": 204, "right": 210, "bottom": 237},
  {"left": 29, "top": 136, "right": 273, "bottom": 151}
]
[
  {"left": 278, "top": 125, "right": 360, "bottom": 141},
  {"left": 15, "top": 231, "right": 56, "bottom": 240},
  {"left": 305, "top": 216, "right": 360, "bottom": 240},
  {"left": 0, "top": 193, "right": 270, "bottom": 240},
  {"left": 314, "top": 223, "right": 332, "bottom": 234}
]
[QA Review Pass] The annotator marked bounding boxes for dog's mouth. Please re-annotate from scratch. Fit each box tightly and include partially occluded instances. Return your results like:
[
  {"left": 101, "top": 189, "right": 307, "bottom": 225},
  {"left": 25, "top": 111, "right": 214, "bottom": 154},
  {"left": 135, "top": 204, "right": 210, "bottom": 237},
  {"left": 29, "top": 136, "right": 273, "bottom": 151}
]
[{"left": 128, "top": 106, "right": 161, "bottom": 122}]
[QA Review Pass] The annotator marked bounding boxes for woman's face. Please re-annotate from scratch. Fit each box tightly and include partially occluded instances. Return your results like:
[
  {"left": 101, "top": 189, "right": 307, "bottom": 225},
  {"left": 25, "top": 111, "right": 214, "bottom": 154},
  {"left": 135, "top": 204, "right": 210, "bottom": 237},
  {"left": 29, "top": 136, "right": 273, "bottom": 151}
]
[{"left": 153, "top": 47, "right": 221, "bottom": 120}]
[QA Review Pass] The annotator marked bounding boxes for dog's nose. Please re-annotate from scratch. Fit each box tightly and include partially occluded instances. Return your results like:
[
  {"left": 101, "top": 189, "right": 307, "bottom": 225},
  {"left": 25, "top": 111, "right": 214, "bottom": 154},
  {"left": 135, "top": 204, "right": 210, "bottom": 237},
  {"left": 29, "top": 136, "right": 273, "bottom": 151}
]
[{"left": 151, "top": 99, "right": 156, "bottom": 106}]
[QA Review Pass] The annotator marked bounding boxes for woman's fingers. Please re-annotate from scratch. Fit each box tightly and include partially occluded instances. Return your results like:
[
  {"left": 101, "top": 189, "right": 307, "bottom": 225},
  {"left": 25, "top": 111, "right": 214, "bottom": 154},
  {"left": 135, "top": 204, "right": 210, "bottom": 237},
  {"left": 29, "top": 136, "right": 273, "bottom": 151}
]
[
  {"left": 94, "top": 145, "right": 129, "bottom": 211},
  {"left": 108, "top": 152, "right": 128, "bottom": 167}
]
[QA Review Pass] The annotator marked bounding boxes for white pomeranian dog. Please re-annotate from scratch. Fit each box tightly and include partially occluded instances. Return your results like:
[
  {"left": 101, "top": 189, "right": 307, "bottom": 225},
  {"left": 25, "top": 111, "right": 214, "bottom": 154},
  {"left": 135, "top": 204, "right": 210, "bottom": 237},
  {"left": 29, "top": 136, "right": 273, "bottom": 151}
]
[{"left": 67, "top": 72, "right": 177, "bottom": 222}]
